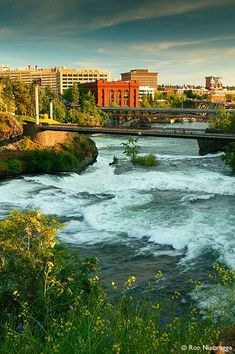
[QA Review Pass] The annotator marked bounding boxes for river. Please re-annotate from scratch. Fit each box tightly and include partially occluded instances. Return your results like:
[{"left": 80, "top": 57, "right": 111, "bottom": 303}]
[{"left": 0, "top": 123, "right": 235, "bottom": 303}]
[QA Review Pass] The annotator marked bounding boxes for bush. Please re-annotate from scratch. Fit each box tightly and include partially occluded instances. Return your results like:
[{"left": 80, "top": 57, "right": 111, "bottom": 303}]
[
  {"left": 18, "top": 136, "right": 31, "bottom": 150},
  {"left": 132, "top": 153, "right": 159, "bottom": 167},
  {"left": 112, "top": 155, "right": 119, "bottom": 164},
  {"left": 7, "top": 159, "right": 22, "bottom": 175},
  {"left": 22, "top": 150, "right": 80, "bottom": 173},
  {"left": 222, "top": 142, "right": 235, "bottom": 172},
  {"left": 0, "top": 210, "right": 101, "bottom": 326},
  {"left": 0, "top": 160, "right": 9, "bottom": 173},
  {"left": 0, "top": 210, "right": 233, "bottom": 353}
]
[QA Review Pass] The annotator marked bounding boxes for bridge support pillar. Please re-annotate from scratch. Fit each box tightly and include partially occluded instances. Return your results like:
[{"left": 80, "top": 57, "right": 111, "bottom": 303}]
[{"left": 197, "top": 138, "right": 230, "bottom": 155}]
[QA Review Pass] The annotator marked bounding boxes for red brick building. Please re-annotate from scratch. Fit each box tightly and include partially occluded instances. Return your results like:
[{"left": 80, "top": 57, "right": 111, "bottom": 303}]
[{"left": 78, "top": 80, "right": 139, "bottom": 108}]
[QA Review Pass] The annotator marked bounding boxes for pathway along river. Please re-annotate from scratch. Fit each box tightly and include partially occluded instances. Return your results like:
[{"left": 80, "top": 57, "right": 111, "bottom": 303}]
[{"left": 0, "top": 123, "right": 235, "bottom": 304}]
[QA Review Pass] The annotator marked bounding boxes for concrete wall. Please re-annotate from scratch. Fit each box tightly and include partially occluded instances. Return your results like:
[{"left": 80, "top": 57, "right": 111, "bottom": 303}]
[
  {"left": 33, "top": 130, "right": 80, "bottom": 147},
  {"left": 23, "top": 123, "right": 80, "bottom": 147}
]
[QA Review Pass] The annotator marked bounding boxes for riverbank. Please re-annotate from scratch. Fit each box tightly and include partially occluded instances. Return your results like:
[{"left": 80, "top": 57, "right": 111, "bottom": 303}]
[
  {"left": 0, "top": 209, "right": 234, "bottom": 354},
  {"left": 0, "top": 135, "right": 98, "bottom": 179}
]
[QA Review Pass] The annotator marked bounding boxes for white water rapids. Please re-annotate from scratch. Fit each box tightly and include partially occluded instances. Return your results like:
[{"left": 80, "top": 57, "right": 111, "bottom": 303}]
[{"left": 0, "top": 129, "right": 235, "bottom": 296}]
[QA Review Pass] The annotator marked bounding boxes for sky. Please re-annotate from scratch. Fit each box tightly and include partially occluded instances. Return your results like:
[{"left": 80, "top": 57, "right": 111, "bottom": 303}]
[{"left": 0, "top": 0, "right": 235, "bottom": 85}]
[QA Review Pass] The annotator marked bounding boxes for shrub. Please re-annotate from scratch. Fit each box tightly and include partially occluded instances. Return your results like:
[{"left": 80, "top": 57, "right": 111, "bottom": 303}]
[
  {"left": 112, "top": 155, "right": 119, "bottom": 164},
  {"left": 22, "top": 150, "right": 80, "bottom": 173},
  {"left": 222, "top": 142, "right": 235, "bottom": 172},
  {"left": 132, "top": 153, "right": 159, "bottom": 167},
  {"left": 0, "top": 160, "right": 9, "bottom": 173},
  {"left": 18, "top": 136, "right": 31, "bottom": 150},
  {"left": 0, "top": 210, "right": 101, "bottom": 327},
  {"left": 0, "top": 210, "right": 233, "bottom": 353},
  {"left": 7, "top": 159, "right": 22, "bottom": 175}
]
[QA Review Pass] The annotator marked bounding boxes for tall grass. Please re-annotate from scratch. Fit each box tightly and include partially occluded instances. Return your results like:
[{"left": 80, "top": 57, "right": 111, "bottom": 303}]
[{"left": 0, "top": 210, "right": 234, "bottom": 354}]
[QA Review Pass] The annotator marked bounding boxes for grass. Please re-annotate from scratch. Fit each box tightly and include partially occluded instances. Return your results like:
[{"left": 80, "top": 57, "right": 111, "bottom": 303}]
[
  {"left": 0, "top": 210, "right": 234, "bottom": 354},
  {"left": 0, "top": 278, "right": 229, "bottom": 354},
  {"left": 132, "top": 153, "right": 159, "bottom": 167},
  {"left": 17, "top": 115, "right": 61, "bottom": 124}
]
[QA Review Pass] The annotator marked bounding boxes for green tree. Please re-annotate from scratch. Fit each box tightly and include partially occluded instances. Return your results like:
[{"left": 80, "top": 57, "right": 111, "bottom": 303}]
[
  {"left": 140, "top": 93, "right": 151, "bottom": 108},
  {"left": 0, "top": 209, "right": 101, "bottom": 324},
  {"left": 63, "top": 84, "right": 79, "bottom": 104},
  {"left": 71, "top": 83, "right": 79, "bottom": 104},
  {"left": 222, "top": 143, "right": 235, "bottom": 171},
  {"left": 209, "top": 107, "right": 233, "bottom": 130},
  {"left": 80, "top": 90, "right": 96, "bottom": 113},
  {"left": 122, "top": 137, "right": 140, "bottom": 160},
  {"left": 166, "top": 91, "right": 187, "bottom": 108},
  {"left": 53, "top": 99, "right": 66, "bottom": 121}
]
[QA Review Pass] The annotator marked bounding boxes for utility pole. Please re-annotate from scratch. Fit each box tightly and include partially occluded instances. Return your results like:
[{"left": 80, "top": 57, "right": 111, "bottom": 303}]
[
  {"left": 33, "top": 79, "right": 41, "bottom": 125},
  {"left": 49, "top": 99, "right": 53, "bottom": 119}
]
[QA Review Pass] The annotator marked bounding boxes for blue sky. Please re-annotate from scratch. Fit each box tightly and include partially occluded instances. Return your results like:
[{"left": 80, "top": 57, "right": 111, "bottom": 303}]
[{"left": 0, "top": 0, "right": 235, "bottom": 85}]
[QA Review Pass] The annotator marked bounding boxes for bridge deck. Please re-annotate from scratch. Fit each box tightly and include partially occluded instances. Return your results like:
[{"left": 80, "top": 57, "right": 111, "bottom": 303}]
[
  {"left": 41, "top": 125, "right": 235, "bottom": 141},
  {"left": 100, "top": 107, "right": 235, "bottom": 114}
]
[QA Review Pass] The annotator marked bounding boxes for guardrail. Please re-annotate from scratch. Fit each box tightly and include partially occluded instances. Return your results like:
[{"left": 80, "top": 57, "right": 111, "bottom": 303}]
[{"left": 40, "top": 125, "right": 235, "bottom": 141}]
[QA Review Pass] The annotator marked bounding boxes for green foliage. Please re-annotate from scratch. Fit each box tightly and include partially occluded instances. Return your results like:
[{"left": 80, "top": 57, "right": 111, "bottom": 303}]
[
  {"left": 7, "top": 159, "right": 22, "bottom": 175},
  {"left": 18, "top": 136, "right": 31, "bottom": 150},
  {"left": 0, "top": 112, "right": 23, "bottom": 140},
  {"left": 209, "top": 107, "right": 233, "bottom": 130},
  {"left": 222, "top": 142, "right": 235, "bottom": 172},
  {"left": 112, "top": 155, "right": 119, "bottom": 164},
  {"left": 22, "top": 150, "right": 79, "bottom": 173},
  {"left": 166, "top": 91, "right": 187, "bottom": 108},
  {"left": 0, "top": 210, "right": 233, "bottom": 353},
  {"left": 0, "top": 160, "right": 8, "bottom": 172},
  {"left": 63, "top": 83, "right": 79, "bottom": 104},
  {"left": 140, "top": 93, "right": 152, "bottom": 108},
  {"left": 122, "top": 137, "right": 140, "bottom": 160},
  {"left": 132, "top": 153, "right": 158, "bottom": 167},
  {"left": 0, "top": 210, "right": 101, "bottom": 328},
  {"left": 122, "top": 138, "right": 159, "bottom": 168},
  {"left": 53, "top": 100, "right": 66, "bottom": 121}
]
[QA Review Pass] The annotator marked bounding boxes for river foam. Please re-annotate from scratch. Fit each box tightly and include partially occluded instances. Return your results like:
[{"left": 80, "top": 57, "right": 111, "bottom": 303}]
[{"left": 0, "top": 134, "right": 234, "bottom": 272}]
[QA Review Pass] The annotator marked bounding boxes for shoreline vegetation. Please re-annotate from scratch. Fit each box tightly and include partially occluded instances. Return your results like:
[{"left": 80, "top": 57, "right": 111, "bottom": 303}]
[
  {"left": 0, "top": 210, "right": 234, "bottom": 354},
  {"left": 209, "top": 107, "right": 235, "bottom": 172},
  {"left": 121, "top": 137, "right": 159, "bottom": 167},
  {"left": 0, "top": 134, "right": 98, "bottom": 179},
  {"left": 0, "top": 113, "right": 98, "bottom": 179}
]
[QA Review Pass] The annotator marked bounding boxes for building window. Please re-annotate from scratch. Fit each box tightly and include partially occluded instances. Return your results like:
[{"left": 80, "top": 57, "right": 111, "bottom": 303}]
[
  {"left": 116, "top": 90, "right": 122, "bottom": 105},
  {"left": 124, "top": 90, "right": 129, "bottom": 106},
  {"left": 109, "top": 90, "right": 114, "bottom": 104},
  {"left": 102, "top": 89, "right": 105, "bottom": 106},
  {"left": 134, "top": 89, "right": 137, "bottom": 107}
]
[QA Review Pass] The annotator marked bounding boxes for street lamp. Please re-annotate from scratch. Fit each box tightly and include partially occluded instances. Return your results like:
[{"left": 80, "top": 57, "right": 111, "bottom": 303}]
[
  {"left": 33, "top": 78, "right": 42, "bottom": 125},
  {"left": 49, "top": 99, "right": 53, "bottom": 119}
]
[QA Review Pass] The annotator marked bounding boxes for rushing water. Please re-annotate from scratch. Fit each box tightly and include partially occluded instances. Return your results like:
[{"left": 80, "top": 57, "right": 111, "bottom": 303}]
[{"left": 0, "top": 123, "right": 235, "bottom": 301}]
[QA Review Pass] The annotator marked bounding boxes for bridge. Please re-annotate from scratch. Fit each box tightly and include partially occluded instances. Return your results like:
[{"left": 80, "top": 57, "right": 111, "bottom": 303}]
[
  {"left": 99, "top": 107, "right": 235, "bottom": 126},
  {"left": 100, "top": 107, "right": 235, "bottom": 115},
  {"left": 41, "top": 124, "right": 235, "bottom": 141},
  {"left": 39, "top": 124, "right": 235, "bottom": 155}
]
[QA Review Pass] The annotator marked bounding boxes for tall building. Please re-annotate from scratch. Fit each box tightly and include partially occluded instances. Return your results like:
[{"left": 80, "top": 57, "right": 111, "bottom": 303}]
[
  {"left": 78, "top": 80, "right": 139, "bottom": 108},
  {"left": 205, "top": 76, "right": 223, "bottom": 90},
  {"left": 139, "top": 86, "right": 155, "bottom": 102},
  {"left": 0, "top": 64, "right": 10, "bottom": 72},
  {"left": 121, "top": 69, "right": 158, "bottom": 89},
  {"left": 57, "top": 68, "right": 111, "bottom": 94},
  {"left": 0, "top": 65, "right": 58, "bottom": 91},
  {"left": 0, "top": 65, "right": 111, "bottom": 94}
]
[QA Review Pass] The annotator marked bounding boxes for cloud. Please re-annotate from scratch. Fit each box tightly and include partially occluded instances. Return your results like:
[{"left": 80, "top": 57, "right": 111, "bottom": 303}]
[
  {"left": 83, "top": 0, "right": 234, "bottom": 31},
  {"left": 128, "top": 35, "right": 235, "bottom": 52}
]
